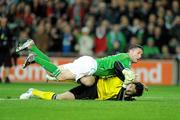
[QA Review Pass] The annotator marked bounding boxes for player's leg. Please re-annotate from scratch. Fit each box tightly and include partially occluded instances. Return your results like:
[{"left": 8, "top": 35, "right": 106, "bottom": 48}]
[
  {"left": 23, "top": 53, "right": 75, "bottom": 80},
  {"left": 20, "top": 88, "right": 75, "bottom": 100},
  {"left": 79, "top": 76, "right": 96, "bottom": 86},
  {"left": 17, "top": 39, "right": 76, "bottom": 81},
  {"left": 24, "top": 53, "right": 61, "bottom": 77},
  {"left": 16, "top": 39, "right": 50, "bottom": 61},
  {"left": 20, "top": 88, "right": 56, "bottom": 100},
  {"left": 20, "top": 83, "right": 98, "bottom": 100},
  {"left": 29, "top": 56, "right": 97, "bottom": 82},
  {"left": 30, "top": 83, "right": 98, "bottom": 100},
  {"left": 32, "top": 89, "right": 75, "bottom": 100}
]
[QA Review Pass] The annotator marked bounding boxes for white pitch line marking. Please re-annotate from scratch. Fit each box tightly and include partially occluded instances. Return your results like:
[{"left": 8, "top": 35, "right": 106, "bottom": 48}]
[{"left": 0, "top": 98, "right": 20, "bottom": 101}]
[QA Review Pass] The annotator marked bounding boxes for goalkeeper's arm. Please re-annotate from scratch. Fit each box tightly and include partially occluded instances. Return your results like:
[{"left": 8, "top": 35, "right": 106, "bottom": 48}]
[
  {"left": 114, "top": 61, "right": 135, "bottom": 85},
  {"left": 114, "top": 61, "right": 125, "bottom": 81},
  {"left": 114, "top": 61, "right": 128, "bottom": 101},
  {"left": 114, "top": 61, "right": 136, "bottom": 101}
]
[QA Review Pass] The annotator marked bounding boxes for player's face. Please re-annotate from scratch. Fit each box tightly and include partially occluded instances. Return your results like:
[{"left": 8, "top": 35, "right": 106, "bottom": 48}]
[
  {"left": 129, "top": 48, "right": 143, "bottom": 63},
  {"left": 125, "top": 83, "right": 136, "bottom": 96}
]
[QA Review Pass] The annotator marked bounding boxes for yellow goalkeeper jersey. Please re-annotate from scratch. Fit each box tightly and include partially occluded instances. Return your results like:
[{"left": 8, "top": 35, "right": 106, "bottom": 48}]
[{"left": 96, "top": 77, "right": 123, "bottom": 100}]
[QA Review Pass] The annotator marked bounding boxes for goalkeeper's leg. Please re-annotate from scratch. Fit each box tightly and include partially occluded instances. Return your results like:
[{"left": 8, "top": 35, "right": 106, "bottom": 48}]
[
  {"left": 32, "top": 89, "right": 56, "bottom": 100},
  {"left": 20, "top": 88, "right": 75, "bottom": 100},
  {"left": 20, "top": 88, "right": 56, "bottom": 100}
]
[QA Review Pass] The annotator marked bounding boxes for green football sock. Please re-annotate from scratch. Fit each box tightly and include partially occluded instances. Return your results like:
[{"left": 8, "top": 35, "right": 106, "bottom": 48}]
[
  {"left": 29, "top": 44, "right": 50, "bottom": 61},
  {"left": 34, "top": 56, "right": 61, "bottom": 77}
]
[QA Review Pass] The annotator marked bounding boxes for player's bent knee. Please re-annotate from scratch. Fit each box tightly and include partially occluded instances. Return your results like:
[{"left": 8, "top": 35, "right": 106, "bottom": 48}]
[
  {"left": 81, "top": 80, "right": 94, "bottom": 86},
  {"left": 80, "top": 77, "right": 95, "bottom": 87}
]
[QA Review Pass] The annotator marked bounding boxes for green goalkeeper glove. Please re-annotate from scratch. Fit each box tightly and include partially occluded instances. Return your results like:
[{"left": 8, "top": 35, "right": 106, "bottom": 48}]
[{"left": 122, "top": 68, "right": 135, "bottom": 87}]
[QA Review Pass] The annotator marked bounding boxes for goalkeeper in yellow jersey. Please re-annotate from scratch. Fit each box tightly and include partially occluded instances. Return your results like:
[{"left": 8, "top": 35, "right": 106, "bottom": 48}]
[{"left": 16, "top": 39, "right": 143, "bottom": 87}]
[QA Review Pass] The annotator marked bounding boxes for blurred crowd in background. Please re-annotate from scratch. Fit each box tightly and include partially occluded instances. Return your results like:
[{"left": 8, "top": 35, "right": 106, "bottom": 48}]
[{"left": 0, "top": 0, "right": 180, "bottom": 58}]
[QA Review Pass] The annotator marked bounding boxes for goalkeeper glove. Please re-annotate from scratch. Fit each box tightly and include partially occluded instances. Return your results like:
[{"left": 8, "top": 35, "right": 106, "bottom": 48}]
[{"left": 122, "top": 68, "right": 135, "bottom": 87}]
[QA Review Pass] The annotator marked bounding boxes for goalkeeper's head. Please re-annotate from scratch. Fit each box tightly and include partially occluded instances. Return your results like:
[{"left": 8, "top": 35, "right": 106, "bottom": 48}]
[
  {"left": 125, "top": 82, "right": 147, "bottom": 101},
  {"left": 133, "top": 82, "right": 145, "bottom": 96}
]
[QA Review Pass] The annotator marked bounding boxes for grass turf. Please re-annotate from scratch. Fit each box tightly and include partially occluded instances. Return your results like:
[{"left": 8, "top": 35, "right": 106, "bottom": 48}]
[{"left": 0, "top": 82, "right": 180, "bottom": 120}]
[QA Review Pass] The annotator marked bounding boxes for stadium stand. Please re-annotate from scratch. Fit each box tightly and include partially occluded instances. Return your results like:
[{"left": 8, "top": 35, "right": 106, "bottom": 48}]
[{"left": 0, "top": 0, "right": 179, "bottom": 58}]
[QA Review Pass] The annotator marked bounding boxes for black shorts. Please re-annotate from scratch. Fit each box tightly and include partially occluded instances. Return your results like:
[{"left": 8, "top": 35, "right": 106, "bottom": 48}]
[
  {"left": 0, "top": 51, "right": 12, "bottom": 67},
  {"left": 69, "top": 84, "right": 98, "bottom": 100}
]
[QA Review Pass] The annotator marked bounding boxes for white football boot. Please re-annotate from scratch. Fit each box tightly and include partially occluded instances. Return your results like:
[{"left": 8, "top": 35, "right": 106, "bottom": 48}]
[
  {"left": 16, "top": 39, "right": 34, "bottom": 53},
  {"left": 19, "top": 88, "right": 34, "bottom": 100}
]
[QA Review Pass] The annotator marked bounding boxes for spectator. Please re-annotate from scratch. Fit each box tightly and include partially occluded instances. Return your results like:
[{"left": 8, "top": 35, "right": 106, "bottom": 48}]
[
  {"left": 33, "top": 22, "right": 50, "bottom": 52},
  {"left": 161, "top": 45, "right": 171, "bottom": 59},
  {"left": 107, "top": 24, "right": 126, "bottom": 54},
  {"left": 175, "top": 45, "right": 180, "bottom": 60},
  {"left": 85, "top": 15, "right": 95, "bottom": 34},
  {"left": 77, "top": 27, "right": 93, "bottom": 55},
  {"left": 129, "top": 36, "right": 139, "bottom": 46},
  {"left": 143, "top": 37, "right": 160, "bottom": 58},
  {"left": 143, "top": 23, "right": 155, "bottom": 44},
  {"left": 53, "top": 0, "right": 68, "bottom": 18},
  {"left": 119, "top": 16, "right": 131, "bottom": 42},
  {"left": 16, "top": 2, "right": 26, "bottom": 22},
  {"left": 7, "top": 4, "right": 17, "bottom": 23},
  {"left": 23, "top": 4, "right": 34, "bottom": 26},
  {"left": 165, "top": 9, "right": 174, "bottom": 30},
  {"left": 46, "top": 1, "right": 53, "bottom": 17},
  {"left": 0, "top": 16, "right": 13, "bottom": 83},
  {"left": 126, "top": 1, "right": 137, "bottom": 23},
  {"left": 67, "top": 0, "right": 86, "bottom": 27},
  {"left": 73, "top": 28, "right": 81, "bottom": 49},
  {"left": 48, "top": 18, "right": 63, "bottom": 52},
  {"left": 136, "top": 20, "right": 145, "bottom": 45},
  {"left": 148, "top": 14, "right": 157, "bottom": 24},
  {"left": 139, "top": 1, "right": 152, "bottom": 22},
  {"left": 94, "top": 25, "right": 107, "bottom": 56},
  {"left": 107, "top": 0, "right": 121, "bottom": 24},
  {"left": 157, "top": 6, "right": 165, "bottom": 19},
  {"left": 30, "top": 0, "right": 46, "bottom": 18},
  {"left": 18, "top": 27, "right": 30, "bottom": 42},
  {"left": 153, "top": 26, "right": 167, "bottom": 49},
  {"left": 62, "top": 24, "right": 73, "bottom": 54},
  {"left": 172, "top": 0, "right": 180, "bottom": 16},
  {"left": 171, "top": 16, "right": 180, "bottom": 43},
  {"left": 95, "top": 2, "right": 109, "bottom": 25},
  {"left": 169, "top": 38, "right": 179, "bottom": 54},
  {"left": 130, "top": 18, "right": 141, "bottom": 35}
]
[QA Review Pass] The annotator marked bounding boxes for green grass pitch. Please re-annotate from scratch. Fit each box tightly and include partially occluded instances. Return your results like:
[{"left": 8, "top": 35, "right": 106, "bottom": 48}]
[{"left": 0, "top": 82, "right": 180, "bottom": 120}]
